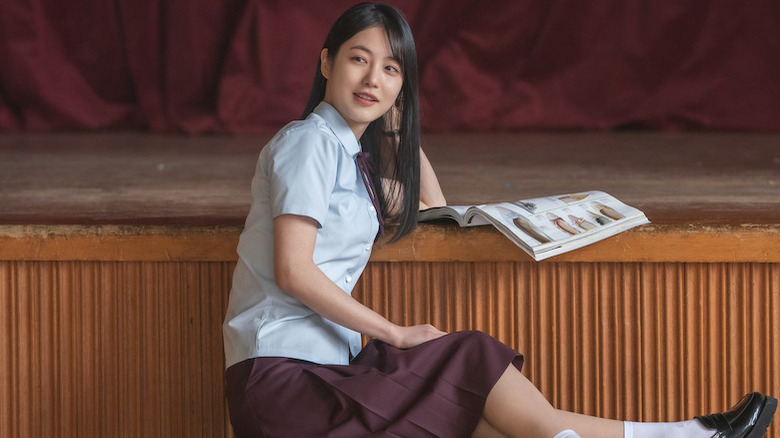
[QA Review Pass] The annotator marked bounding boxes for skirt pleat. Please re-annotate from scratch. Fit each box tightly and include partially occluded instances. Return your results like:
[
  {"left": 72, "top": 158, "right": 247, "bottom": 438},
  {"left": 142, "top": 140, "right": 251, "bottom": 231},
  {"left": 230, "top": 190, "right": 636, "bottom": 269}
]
[{"left": 225, "top": 331, "right": 523, "bottom": 438}]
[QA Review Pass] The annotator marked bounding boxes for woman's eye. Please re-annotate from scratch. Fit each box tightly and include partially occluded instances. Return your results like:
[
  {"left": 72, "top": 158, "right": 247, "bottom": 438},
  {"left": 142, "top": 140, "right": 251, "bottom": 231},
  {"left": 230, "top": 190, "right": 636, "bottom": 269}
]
[
  {"left": 352, "top": 56, "right": 367, "bottom": 63},
  {"left": 385, "top": 65, "right": 400, "bottom": 74}
]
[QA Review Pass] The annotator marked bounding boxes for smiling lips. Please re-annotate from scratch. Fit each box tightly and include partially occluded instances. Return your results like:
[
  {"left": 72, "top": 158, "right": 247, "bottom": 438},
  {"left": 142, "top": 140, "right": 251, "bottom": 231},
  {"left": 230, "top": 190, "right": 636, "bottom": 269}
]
[{"left": 355, "top": 92, "right": 378, "bottom": 104}]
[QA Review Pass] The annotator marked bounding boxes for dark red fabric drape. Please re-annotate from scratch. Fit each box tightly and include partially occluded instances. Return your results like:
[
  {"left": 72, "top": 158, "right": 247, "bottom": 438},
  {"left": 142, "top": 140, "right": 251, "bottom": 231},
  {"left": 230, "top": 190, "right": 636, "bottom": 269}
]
[{"left": 1, "top": 0, "right": 778, "bottom": 133}]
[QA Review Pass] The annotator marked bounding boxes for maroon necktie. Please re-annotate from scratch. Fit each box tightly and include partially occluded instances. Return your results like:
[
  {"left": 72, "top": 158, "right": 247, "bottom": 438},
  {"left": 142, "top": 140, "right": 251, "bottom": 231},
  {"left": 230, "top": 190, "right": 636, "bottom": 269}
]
[{"left": 356, "top": 152, "right": 385, "bottom": 236}]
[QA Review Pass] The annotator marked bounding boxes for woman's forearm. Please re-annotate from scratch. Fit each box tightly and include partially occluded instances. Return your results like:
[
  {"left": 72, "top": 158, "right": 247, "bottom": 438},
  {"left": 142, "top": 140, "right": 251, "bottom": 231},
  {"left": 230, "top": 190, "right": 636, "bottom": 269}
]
[
  {"left": 286, "top": 259, "right": 401, "bottom": 344},
  {"left": 273, "top": 214, "right": 401, "bottom": 344},
  {"left": 419, "top": 147, "right": 446, "bottom": 209},
  {"left": 273, "top": 214, "right": 446, "bottom": 349}
]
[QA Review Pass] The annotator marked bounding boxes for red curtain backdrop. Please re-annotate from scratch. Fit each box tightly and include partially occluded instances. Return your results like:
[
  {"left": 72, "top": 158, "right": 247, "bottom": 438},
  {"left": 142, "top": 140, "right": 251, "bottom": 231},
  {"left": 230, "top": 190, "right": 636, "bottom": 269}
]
[{"left": 1, "top": 0, "right": 778, "bottom": 133}]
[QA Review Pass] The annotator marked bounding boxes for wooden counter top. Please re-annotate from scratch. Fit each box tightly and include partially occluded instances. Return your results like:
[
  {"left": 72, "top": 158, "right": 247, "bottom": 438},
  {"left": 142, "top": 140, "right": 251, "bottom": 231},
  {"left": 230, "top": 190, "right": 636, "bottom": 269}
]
[{"left": 1, "top": 131, "right": 778, "bottom": 262}]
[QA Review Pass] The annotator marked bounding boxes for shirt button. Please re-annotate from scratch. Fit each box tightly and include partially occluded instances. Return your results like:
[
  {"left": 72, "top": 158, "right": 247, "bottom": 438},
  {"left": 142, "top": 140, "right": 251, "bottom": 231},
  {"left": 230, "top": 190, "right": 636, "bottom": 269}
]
[
  {"left": 345, "top": 275, "right": 353, "bottom": 283},
  {"left": 364, "top": 244, "right": 371, "bottom": 251},
  {"left": 368, "top": 205, "right": 376, "bottom": 213}
]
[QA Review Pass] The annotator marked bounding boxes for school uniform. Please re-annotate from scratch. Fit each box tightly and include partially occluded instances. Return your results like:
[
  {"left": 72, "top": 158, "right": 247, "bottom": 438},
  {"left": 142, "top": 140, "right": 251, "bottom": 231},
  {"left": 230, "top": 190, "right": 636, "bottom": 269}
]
[{"left": 223, "top": 102, "right": 523, "bottom": 437}]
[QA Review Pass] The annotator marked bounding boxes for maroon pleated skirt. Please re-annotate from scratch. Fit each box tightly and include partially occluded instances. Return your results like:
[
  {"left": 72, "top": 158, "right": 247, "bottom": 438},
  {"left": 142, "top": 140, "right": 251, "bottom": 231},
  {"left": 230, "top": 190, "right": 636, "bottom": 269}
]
[{"left": 225, "top": 330, "right": 523, "bottom": 438}]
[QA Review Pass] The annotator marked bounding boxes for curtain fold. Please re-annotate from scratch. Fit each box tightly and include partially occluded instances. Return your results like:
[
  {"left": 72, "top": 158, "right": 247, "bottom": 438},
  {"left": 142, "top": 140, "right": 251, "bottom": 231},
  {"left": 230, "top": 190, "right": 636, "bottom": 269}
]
[{"left": 1, "top": 0, "right": 778, "bottom": 133}]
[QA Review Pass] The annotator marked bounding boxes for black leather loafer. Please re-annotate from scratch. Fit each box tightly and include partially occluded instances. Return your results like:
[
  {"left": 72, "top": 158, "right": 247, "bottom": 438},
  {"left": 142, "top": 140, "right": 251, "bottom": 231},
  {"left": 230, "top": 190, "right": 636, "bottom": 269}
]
[{"left": 695, "top": 392, "right": 777, "bottom": 438}]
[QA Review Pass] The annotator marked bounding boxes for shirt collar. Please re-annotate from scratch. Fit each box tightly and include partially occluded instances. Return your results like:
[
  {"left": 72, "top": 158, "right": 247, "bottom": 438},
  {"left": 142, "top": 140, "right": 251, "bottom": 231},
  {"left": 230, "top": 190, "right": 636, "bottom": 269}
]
[{"left": 312, "top": 102, "right": 362, "bottom": 157}]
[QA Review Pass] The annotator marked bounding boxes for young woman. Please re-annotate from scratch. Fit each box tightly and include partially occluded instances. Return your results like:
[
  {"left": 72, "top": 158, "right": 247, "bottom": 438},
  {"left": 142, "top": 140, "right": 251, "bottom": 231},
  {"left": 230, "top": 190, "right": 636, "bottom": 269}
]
[{"left": 223, "top": 3, "right": 776, "bottom": 437}]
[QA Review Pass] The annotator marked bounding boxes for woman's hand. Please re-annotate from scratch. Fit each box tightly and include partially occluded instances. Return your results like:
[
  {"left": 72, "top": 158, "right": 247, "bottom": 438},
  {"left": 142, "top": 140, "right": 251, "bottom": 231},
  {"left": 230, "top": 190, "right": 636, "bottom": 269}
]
[{"left": 389, "top": 324, "right": 447, "bottom": 349}]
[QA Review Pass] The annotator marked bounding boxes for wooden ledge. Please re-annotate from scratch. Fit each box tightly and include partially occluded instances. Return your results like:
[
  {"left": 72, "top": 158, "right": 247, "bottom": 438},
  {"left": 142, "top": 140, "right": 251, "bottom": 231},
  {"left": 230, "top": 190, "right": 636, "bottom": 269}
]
[
  {"left": 1, "top": 132, "right": 778, "bottom": 263},
  {"left": 0, "top": 224, "right": 242, "bottom": 262},
  {"left": 376, "top": 222, "right": 780, "bottom": 263},
  {"left": 1, "top": 222, "right": 778, "bottom": 263}
]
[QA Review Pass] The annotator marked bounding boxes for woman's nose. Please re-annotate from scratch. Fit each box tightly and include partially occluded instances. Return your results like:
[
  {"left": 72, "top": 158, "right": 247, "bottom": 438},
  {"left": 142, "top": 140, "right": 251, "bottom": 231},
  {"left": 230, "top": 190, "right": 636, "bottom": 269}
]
[{"left": 363, "top": 66, "right": 380, "bottom": 87}]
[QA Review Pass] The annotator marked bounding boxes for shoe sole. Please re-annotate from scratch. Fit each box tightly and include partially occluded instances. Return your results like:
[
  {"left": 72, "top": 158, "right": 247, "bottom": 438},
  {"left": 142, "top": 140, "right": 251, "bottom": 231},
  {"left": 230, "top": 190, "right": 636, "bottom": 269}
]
[{"left": 747, "top": 396, "right": 778, "bottom": 438}]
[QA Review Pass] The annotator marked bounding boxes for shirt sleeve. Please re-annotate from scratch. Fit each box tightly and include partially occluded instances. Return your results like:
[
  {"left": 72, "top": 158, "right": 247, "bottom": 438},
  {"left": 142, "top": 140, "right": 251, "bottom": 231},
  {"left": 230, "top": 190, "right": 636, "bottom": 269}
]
[{"left": 266, "top": 125, "right": 341, "bottom": 228}]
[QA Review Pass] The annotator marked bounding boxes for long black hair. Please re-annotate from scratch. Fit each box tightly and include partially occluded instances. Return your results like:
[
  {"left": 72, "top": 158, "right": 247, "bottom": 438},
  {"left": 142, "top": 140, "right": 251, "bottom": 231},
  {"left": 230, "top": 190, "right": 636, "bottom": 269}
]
[{"left": 302, "top": 3, "right": 421, "bottom": 242}]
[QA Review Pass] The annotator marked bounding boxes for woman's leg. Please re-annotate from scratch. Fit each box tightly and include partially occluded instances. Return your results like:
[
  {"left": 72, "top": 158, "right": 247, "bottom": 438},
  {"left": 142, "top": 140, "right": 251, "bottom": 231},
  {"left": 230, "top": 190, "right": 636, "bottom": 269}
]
[
  {"left": 554, "top": 410, "right": 624, "bottom": 437},
  {"left": 481, "top": 364, "right": 776, "bottom": 438},
  {"left": 482, "top": 365, "right": 624, "bottom": 438},
  {"left": 471, "top": 417, "right": 510, "bottom": 438}
]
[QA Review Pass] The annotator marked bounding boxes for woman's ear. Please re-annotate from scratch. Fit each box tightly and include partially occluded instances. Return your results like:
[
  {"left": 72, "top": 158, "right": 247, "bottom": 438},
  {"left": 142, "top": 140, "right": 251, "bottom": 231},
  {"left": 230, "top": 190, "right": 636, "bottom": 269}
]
[{"left": 320, "top": 49, "right": 330, "bottom": 79}]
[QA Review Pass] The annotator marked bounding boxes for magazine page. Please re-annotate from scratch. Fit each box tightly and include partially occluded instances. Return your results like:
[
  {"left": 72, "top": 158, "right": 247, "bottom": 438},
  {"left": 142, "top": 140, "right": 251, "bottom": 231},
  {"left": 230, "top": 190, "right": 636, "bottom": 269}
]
[
  {"left": 418, "top": 205, "right": 472, "bottom": 225},
  {"left": 467, "top": 191, "right": 649, "bottom": 259}
]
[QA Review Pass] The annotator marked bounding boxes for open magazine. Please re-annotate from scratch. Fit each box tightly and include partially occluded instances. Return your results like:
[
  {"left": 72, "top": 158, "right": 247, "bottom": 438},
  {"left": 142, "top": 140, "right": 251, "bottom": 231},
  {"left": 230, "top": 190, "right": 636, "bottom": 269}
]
[{"left": 418, "top": 190, "right": 649, "bottom": 261}]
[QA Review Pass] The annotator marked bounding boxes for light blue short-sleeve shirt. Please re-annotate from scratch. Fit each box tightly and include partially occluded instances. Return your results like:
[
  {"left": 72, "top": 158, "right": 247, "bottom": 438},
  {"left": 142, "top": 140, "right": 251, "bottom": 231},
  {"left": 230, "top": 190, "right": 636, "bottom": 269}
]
[{"left": 223, "top": 102, "right": 380, "bottom": 368}]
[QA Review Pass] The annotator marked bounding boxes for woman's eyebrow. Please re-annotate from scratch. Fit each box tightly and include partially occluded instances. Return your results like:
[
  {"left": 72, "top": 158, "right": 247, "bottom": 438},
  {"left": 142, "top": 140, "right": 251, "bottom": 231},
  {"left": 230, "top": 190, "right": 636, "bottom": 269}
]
[{"left": 349, "top": 45, "right": 373, "bottom": 55}]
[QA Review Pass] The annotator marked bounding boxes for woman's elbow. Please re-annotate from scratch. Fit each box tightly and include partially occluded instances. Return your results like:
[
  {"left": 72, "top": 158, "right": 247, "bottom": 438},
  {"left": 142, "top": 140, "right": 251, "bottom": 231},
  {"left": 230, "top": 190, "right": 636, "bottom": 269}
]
[
  {"left": 274, "top": 262, "right": 299, "bottom": 293},
  {"left": 420, "top": 196, "right": 446, "bottom": 210}
]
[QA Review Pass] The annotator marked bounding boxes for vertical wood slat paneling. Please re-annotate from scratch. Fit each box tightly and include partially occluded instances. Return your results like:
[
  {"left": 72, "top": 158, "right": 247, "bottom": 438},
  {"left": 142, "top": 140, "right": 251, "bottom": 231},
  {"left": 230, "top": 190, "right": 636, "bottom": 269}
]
[
  {"left": 0, "top": 261, "right": 234, "bottom": 438},
  {"left": 1, "top": 259, "right": 778, "bottom": 437},
  {"left": 357, "top": 261, "right": 780, "bottom": 436}
]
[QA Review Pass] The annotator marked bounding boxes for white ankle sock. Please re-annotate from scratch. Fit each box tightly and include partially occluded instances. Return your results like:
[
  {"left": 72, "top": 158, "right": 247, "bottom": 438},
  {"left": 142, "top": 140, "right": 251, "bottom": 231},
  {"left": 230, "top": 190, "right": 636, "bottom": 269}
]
[
  {"left": 553, "top": 430, "right": 581, "bottom": 438},
  {"left": 624, "top": 420, "right": 712, "bottom": 438}
]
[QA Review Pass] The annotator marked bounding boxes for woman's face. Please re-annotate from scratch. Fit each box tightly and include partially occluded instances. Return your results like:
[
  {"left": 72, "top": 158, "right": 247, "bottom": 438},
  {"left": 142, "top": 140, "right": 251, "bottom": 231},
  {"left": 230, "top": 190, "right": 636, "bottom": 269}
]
[{"left": 321, "top": 26, "right": 403, "bottom": 140}]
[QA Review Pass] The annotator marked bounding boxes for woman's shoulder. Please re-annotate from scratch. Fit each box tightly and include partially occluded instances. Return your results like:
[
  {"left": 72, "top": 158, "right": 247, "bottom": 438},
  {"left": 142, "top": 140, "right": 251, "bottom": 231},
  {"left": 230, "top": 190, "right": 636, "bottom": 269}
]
[
  {"left": 259, "top": 115, "right": 345, "bottom": 169},
  {"left": 266, "top": 115, "right": 341, "bottom": 153}
]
